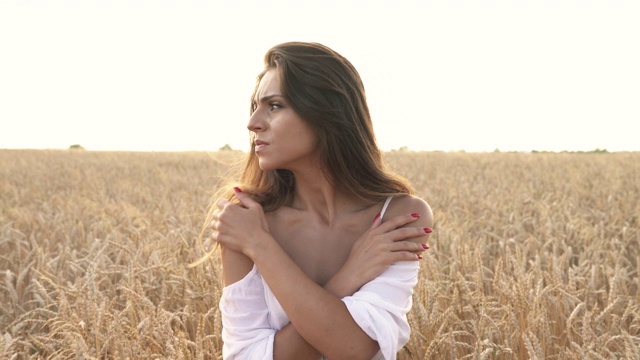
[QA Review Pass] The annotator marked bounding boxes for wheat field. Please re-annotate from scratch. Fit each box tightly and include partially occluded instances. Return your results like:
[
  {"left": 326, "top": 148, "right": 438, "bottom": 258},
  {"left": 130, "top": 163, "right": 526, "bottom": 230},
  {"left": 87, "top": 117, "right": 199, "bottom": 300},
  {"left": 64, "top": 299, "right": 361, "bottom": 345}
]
[{"left": 1, "top": 149, "right": 638, "bottom": 359}]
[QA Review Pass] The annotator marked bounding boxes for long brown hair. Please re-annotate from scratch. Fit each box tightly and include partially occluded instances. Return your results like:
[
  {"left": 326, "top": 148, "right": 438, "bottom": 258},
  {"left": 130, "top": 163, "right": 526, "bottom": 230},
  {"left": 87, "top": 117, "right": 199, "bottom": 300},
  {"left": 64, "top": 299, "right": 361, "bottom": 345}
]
[
  {"left": 191, "top": 42, "right": 413, "bottom": 267},
  {"left": 233, "top": 42, "right": 413, "bottom": 211}
]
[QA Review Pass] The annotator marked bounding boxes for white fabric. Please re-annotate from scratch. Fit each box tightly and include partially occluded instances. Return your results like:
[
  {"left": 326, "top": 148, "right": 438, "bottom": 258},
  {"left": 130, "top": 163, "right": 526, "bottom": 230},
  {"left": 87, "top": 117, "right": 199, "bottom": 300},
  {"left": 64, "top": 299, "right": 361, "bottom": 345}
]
[
  {"left": 220, "top": 265, "right": 275, "bottom": 359},
  {"left": 379, "top": 196, "right": 393, "bottom": 219},
  {"left": 219, "top": 197, "right": 419, "bottom": 359},
  {"left": 341, "top": 261, "right": 418, "bottom": 360}
]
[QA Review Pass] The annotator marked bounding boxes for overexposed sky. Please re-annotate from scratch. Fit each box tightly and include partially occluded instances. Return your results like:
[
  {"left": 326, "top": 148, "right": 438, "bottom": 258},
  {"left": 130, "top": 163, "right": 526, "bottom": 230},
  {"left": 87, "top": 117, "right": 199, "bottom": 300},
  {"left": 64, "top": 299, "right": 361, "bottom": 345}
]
[{"left": 1, "top": 0, "right": 638, "bottom": 153}]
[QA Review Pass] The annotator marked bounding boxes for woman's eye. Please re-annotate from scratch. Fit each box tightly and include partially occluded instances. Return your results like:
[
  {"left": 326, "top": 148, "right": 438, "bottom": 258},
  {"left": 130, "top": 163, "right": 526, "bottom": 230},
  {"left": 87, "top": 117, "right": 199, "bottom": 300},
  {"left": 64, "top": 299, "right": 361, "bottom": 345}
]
[{"left": 269, "top": 103, "right": 283, "bottom": 111}]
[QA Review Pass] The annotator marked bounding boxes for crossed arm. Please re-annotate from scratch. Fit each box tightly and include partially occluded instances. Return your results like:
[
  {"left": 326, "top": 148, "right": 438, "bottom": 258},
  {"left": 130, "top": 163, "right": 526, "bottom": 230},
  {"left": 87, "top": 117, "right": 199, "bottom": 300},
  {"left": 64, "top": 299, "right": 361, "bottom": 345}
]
[{"left": 216, "top": 192, "right": 433, "bottom": 359}]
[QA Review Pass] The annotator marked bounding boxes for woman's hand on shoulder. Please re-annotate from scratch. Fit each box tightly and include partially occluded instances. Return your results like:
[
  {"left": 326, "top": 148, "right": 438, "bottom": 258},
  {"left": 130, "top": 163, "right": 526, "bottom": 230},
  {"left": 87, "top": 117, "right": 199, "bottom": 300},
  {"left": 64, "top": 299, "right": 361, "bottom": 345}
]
[
  {"left": 210, "top": 187, "right": 271, "bottom": 256},
  {"left": 381, "top": 195, "right": 434, "bottom": 256},
  {"left": 384, "top": 195, "right": 434, "bottom": 245},
  {"left": 330, "top": 195, "right": 434, "bottom": 296}
]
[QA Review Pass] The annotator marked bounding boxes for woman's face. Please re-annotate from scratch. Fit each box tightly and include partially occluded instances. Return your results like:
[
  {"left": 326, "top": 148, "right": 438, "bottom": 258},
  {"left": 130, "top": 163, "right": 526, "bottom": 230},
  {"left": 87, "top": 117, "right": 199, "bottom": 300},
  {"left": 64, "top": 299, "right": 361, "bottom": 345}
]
[{"left": 248, "top": 69, "right": 319, "bottom": 172}]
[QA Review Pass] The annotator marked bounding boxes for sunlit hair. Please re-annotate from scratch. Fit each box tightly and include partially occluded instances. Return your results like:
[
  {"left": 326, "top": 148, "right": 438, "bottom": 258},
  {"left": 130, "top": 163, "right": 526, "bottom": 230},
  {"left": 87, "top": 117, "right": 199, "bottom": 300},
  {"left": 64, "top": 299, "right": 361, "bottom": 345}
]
[
  {"left": 190, "top": 41, "right": 414, "bottom": 267},
  {"left": 237, "top": 41, "right": 413, "bottom": 210}
]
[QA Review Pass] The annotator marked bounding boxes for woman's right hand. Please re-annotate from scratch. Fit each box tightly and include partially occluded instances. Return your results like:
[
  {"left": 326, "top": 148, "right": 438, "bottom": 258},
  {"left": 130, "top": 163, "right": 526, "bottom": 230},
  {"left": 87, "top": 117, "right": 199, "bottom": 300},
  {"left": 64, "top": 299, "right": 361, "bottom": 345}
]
[{"left": 329, "top": 213, "right": 431, "bottom": 296}]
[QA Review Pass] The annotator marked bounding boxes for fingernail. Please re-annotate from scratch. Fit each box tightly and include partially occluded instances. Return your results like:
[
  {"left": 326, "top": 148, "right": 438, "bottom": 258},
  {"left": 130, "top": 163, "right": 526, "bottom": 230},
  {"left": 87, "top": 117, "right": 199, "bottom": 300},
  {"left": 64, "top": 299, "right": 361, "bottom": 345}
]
[
  {"left": 233, "top": 187, "right": 242, "bottom": 193},
  {"left": 411, "top": 213, "right": 420, "bottom": 218},
  {"left": 417, "top": 254, "right": 423, "bottom": 260},
  {"left": 373, "top": 213, "right": 381, "bottom": 223},
  {"left": 422, "top": 243, "right": 429, "bottom": 249},
  {"left": 423, "top": 227, "right": 432, "bottom": 233}
]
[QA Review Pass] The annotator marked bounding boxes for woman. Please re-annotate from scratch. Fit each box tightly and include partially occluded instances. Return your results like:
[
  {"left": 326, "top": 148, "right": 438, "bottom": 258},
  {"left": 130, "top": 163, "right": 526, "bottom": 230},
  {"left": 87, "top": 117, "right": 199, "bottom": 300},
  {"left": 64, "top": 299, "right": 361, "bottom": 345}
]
[{"left": 210, "top": 42, "right": 433, "bottom": 360}]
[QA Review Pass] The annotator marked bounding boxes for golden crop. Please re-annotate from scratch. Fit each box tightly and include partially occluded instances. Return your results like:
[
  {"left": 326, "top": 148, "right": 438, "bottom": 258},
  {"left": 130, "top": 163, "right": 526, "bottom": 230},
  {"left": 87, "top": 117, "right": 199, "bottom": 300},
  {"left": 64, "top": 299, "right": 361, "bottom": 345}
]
[{"left": 1, "top": 149, "right": 638, "bottom": 359}]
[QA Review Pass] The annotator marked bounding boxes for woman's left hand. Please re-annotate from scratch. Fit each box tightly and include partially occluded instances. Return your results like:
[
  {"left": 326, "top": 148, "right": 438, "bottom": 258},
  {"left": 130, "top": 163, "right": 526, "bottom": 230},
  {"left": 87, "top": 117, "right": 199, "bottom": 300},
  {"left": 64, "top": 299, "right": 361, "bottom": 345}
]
[{"left": 210, "top": 187, "right": 270, "bottom": 255}]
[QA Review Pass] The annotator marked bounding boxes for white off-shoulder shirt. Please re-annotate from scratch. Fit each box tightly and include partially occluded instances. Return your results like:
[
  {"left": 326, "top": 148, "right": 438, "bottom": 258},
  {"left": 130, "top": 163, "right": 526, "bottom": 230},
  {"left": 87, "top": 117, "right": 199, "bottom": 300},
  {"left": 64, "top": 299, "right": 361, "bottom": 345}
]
[{"left": 219, "top": 197, "right": 419, "bottom": 360}]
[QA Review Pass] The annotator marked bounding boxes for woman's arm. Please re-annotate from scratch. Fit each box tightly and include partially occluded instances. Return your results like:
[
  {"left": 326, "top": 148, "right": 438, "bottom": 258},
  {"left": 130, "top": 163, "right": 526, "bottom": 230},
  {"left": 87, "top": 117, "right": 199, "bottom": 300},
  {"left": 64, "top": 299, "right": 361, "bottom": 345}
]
[
  {"left": 246, "top": 232, "right": 381, "bottom": 359},
  {"left": 221, "top": 247, "right": 322, "bottom": 359},
  {"left": 223, "top": 240, "right": 377, "bottom": 359},
  {"left": 329, "top": 196, "right": 433, "bottom": 297},
  {"left": 221, "top": 247, "right": 357, "bottom": 359},
  {"left": 265, "top": 197, "right": 433, "bottom": 359},
  {"left": 215, "top": 191, "right": 432, "bottom": 359},
  {"left": 219, "top": 255, "right": 277, "bottom": 359}
]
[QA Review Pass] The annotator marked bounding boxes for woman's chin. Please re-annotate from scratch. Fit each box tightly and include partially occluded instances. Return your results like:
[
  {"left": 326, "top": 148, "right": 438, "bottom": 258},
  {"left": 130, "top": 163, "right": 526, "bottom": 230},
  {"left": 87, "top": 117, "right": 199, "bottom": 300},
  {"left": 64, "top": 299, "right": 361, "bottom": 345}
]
[{"left": 257, "top": 159, "right": 276, "bottom": 172}]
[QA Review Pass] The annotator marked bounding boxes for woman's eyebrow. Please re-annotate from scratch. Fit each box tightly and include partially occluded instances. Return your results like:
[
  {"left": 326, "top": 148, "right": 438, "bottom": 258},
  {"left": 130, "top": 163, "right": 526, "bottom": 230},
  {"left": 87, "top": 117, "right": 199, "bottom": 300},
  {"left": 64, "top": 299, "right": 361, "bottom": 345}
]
[{"left": 255, "top": 94, "right": 285, "bottom": 103}]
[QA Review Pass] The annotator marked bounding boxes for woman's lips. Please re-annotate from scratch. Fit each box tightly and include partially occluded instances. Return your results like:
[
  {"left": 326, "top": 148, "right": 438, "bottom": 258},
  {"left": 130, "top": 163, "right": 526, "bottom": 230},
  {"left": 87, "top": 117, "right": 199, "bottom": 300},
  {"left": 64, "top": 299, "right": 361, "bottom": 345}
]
[{"left": 255, "top": 141, "right": 269, "bottom": 153}]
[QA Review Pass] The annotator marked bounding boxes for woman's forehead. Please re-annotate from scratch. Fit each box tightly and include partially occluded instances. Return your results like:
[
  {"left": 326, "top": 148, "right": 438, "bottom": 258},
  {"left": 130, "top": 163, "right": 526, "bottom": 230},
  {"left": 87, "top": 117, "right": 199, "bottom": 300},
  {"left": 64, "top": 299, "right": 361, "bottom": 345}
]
[{"left": 254, "top": 69, "right": 281, "bottom": 100}]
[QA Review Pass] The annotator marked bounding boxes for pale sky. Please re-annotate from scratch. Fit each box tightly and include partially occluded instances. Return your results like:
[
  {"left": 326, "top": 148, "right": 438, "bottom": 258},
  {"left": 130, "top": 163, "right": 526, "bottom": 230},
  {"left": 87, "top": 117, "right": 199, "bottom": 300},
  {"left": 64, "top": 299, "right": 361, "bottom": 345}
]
[{"left": 1, "top": 0, "right": 638, "bottom": 153}]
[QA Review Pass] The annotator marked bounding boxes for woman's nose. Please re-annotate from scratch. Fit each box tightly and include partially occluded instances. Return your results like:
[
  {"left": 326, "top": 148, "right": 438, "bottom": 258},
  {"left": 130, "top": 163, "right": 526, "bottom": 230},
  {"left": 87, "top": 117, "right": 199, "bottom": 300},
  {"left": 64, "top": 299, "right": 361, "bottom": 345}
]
[{"left": 247, "top": 109, "right": 265, "bottom": 132}]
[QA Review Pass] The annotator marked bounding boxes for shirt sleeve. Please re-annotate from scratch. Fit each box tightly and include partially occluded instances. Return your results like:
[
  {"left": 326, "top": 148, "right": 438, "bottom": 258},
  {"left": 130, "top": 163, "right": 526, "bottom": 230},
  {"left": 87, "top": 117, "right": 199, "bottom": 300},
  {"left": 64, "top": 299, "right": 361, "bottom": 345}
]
[
  {"left": 341, "top": 261, "right": 419, "bottom": 360},
  {"left": 219, "top": 265, "right": 276, "bottom": 360}
]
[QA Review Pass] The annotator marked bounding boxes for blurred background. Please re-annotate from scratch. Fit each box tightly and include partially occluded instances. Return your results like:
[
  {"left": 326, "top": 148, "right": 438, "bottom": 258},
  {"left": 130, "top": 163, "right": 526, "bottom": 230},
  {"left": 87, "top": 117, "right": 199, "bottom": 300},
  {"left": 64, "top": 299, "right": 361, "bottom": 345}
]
[{"left": 1, "top": 0, "right": 638, "bottom": 153}]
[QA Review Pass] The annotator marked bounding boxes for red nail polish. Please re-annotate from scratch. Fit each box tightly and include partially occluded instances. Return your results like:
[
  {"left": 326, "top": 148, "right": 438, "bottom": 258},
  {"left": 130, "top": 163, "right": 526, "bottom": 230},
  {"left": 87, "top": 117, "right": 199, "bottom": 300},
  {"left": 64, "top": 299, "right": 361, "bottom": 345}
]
[
  {"left": 233, "top": 187, "right": 242, "bottom": 193},
  {"left": 422, "top": 243, "right": 429, "bottom": 249},
  {"left": 373, "top": 213, "right": 381, "bottom": 223},
  {"left": 411, "top": 213, "right": 420, "bottom": 218},
  {"left": 423, "top": 227, "right": 432, "bottom": 233},
  {"left": 417, "top": 254, "right": 423, "bottom": 260}
]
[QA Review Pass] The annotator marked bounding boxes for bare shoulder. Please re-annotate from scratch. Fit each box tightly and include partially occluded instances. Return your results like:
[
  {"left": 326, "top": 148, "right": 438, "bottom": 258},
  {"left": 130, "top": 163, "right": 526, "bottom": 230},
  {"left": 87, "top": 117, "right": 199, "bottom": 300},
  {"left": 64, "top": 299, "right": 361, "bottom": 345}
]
[
  {"left": 382, "top": 195, "right": 434, "bottom": 245},
  {"left": 385, "top": 194, "right": 434, "bottom": 227},
  {"left": 220, "top": 246, "right": 254, "bottom": 287}
]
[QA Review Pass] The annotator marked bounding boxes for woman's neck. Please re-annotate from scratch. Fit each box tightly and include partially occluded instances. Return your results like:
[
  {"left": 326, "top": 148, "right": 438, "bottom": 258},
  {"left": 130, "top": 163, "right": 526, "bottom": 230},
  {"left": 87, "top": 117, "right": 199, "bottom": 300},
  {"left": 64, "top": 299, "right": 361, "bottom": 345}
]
[{"left": 288, "top": 166, "right": 367, "bottom": 227}]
